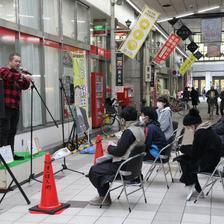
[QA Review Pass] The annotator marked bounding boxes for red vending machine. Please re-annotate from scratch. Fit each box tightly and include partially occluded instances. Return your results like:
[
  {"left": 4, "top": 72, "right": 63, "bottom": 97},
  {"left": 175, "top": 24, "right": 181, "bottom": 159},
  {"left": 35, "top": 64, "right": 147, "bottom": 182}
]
[
  {"left": 91, "top": 72, "right": 105, "bottom": 128},
  {"left": 116, "top": 86, "right": 134, "bottom": 107}
]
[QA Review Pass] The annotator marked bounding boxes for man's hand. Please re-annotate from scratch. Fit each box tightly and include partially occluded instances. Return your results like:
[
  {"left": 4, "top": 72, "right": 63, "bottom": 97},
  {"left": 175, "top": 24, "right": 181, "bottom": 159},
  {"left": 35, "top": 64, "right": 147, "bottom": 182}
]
[{"left": 22, "top": 73, "right": 33, "bottom": 82}]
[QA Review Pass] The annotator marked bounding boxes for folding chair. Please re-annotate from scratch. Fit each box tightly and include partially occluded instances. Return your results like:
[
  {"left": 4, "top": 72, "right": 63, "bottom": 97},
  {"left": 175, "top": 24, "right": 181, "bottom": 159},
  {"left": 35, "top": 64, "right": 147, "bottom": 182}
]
[
  {"left": 144, "top": 140, "right": 175, "bottom": 189},
  {"left": 172, "top": 121, "right": 178, "bottom": 134},
  {"left": 100, "top": 144, "right": 147, "bottom": 212},
  {"left": 194, "top": 159, "right": 224, "bottom": 203}
]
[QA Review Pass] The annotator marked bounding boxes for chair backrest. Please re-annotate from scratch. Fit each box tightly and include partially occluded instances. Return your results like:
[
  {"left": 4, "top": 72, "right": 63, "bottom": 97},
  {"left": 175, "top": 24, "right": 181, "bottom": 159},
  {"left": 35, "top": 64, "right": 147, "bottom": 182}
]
[
  {"left": 120, "top": 144, "right": 146, "bottom": 180},
  {"left": 172, "top": 121, "right": 178, "bottom": 133},
  {"left": 178, "top": 127, "right": 185, "bottom": 145}
]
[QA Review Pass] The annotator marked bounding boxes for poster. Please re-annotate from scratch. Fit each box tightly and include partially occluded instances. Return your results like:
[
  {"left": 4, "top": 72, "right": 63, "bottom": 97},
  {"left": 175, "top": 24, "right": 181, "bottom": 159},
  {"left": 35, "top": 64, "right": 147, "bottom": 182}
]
[
  {"left": 73, "top": 53, "right": 88, "bottom": 113},
  {"left": 0, "top": 145, "right": 14, "bottom": 164},
  {"left": 179, "top": 53, "right": 197, "bottom": 76},
  {"left": 154, "top": 33, "right": 180, "bottom": 64},
  {"left": 120, "top": 6, "right": 160, "bottom": 59}
]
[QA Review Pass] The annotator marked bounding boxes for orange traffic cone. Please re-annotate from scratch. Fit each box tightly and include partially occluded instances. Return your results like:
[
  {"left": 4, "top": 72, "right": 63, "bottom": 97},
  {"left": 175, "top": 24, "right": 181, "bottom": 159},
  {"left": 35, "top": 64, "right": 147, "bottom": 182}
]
[
  {"left": 29, "top": 153, "right": 70, "bottom": 215},
  {"left": 93, "top": 135, "right": 104, "bottom": 165}
]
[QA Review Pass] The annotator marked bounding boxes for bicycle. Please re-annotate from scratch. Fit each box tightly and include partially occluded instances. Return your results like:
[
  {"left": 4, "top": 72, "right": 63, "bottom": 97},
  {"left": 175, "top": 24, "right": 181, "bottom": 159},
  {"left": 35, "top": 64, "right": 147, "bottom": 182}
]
[
  {"left": 101, "top": 100, "right": 125, "bottom": 137},
  {"left": 169, "top": 97, "right": 190, "bottom": 116}
]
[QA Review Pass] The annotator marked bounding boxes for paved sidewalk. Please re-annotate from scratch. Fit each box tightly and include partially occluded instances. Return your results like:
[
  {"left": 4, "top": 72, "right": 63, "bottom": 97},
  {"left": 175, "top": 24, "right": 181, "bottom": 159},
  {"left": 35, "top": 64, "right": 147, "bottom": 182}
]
[{"left": 0, "top": 101, "right": 223, "bottom": 224}]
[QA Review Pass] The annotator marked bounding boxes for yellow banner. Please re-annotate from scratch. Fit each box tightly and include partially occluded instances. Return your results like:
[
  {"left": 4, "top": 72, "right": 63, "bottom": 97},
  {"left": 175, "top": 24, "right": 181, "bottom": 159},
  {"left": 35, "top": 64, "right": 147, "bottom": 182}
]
[
  {"left": 179, "top": 54, "right": 197, "bottom": 75},
  {"left": 119, "top": 6, "right": 160, "bottom": 59}
]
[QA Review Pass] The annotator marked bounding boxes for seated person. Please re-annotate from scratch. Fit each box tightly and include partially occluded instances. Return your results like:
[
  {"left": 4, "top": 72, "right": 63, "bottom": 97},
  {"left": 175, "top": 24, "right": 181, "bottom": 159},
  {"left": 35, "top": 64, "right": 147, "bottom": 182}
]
[
  {"left": 156, "top": 96, "right": 174, "bottom": 141},
  {"left": 140, "top": 107, "right": 167, "bottom": 161},
  {"left": 88, "top": 107, "right": 145, "bottom": 206},
  {"left": 175, "top": 109, "right": 221, "bottom": 195}
]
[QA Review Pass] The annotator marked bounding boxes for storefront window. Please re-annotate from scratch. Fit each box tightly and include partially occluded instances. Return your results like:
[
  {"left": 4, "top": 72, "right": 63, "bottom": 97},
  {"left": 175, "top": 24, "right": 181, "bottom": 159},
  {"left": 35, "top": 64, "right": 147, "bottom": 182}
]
[
  {"left": 20, "top": 34, "right": 42, "bottom": 128},
  {"left": 62, "top": 0, "right": 76, "bottom": 39},
  {"left": 0, "top": 28, "right": 15, "bottom": 66},
  {"left": 77, "top": 2, "right": 89, "bottom": 44},
  {"left": 44, "top": 41, "right": 60, "bottom": 122},
  {"left": 19, "top": 0, "right": 40, "bottom": 30},
  {"left": 0, "top": 0, "right": 16, "bottom": 23},
  {"left": 43, "top": 0, "right": 59, "bottom": 36}
]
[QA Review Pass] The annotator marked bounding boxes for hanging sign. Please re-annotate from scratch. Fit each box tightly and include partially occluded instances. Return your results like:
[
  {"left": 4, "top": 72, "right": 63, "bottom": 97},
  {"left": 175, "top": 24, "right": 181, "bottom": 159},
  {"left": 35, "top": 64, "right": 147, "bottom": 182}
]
[
  {"left": 179, "top": 53, "right": 197, "bottom": 76},
  {"left": 154, "top": 33, "right": 181, "bottom": 64},
  {"left": 120, "top": 6, "right": 160, "bottom": 59},
  {"left": 116, "top": 52, "right": 124, "bottom": 86}
]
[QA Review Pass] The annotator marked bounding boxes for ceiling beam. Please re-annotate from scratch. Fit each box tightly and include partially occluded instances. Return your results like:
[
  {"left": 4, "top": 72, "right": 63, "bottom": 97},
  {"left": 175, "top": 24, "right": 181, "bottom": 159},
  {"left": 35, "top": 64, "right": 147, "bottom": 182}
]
[{"left": 181, "top": 12, "right": 224, "bottom": 19}]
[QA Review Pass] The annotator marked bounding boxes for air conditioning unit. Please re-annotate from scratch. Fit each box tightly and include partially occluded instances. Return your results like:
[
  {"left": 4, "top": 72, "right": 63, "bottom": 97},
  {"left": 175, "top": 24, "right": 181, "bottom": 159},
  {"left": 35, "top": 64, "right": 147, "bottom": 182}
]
[{"left": 145, "top": 65, "right": 151, "bottom": 82}]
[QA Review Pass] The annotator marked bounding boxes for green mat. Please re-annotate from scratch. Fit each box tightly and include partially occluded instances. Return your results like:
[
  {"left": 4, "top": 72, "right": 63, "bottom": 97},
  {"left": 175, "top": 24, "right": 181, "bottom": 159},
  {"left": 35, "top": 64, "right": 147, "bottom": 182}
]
[{"left": 0, "top": 151, "right": 46, "bottom": 170}]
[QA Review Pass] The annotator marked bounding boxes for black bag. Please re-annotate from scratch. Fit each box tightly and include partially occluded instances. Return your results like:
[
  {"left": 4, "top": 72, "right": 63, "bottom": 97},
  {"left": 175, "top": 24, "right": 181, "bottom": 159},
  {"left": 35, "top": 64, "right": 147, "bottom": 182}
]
[{"left": 0, "top": 77, "right": 5, "bottom": 118}]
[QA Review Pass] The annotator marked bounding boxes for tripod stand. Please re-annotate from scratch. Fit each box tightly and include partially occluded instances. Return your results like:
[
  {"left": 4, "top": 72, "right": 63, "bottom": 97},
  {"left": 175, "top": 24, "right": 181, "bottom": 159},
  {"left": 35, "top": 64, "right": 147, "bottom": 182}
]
[
  {"left": 0, "top": 154, "right": 30, "bottom": 205},
  {"left": 54, "top": 78, "right": 84, "bottom": 176},
  {"left": 28, "top": 81, "right": 58, "bottom": 183}
]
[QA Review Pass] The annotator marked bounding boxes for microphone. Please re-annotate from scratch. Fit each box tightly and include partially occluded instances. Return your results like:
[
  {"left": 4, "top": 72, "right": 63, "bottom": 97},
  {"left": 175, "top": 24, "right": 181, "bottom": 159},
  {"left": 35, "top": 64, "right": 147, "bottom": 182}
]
[{"left": 19, "top": 67, "right": 32, "bottom": 76}]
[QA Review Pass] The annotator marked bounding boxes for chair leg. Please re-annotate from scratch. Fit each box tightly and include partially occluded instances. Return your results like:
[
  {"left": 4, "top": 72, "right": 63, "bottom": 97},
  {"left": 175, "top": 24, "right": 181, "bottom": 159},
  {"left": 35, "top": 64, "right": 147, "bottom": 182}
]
[
  {"left": 100, "top": 181, "right": 114, "bottom": 208},
  {"left": 186, "top": 184, "right": 195, "bottom": 201},
  {"left": 205, "top": 179, "right": 217, "bottom": 196},
  {"left": 161, "top": 163, "right": 169, "bottom": 189},
  {"left": 167, "top": 161, "right": 174, "bottom": 182},
  {"left": 117, "top": 186, "right": 125, "bottom": 200},
  {"left": 121, "top": 176, "right": 131, "bottom": 212},
  {"left": 145, "top": 164, "right": 156, "bottom": 181},
  {"left": 140, "top": 174, "right": 147, "bottom": 203}
]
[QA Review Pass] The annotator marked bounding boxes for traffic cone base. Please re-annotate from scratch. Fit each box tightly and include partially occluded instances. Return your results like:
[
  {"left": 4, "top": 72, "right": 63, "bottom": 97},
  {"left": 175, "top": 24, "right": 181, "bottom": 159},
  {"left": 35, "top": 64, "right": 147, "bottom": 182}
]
[
  {"left": 29, "top": 203, "right": 70, "bottom": 215},
  {"left": 94, "top": 135, "right": 104, "bottom": 165}
]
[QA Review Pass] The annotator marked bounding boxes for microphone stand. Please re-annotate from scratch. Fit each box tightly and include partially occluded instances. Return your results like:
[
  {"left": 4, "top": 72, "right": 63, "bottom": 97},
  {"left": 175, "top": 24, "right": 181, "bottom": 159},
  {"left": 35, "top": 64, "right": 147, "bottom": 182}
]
[
  {"left": 54, "top": 78, "right": 84, "bottom": 175},
  {"left": 28, "top": 80, "right": 58, "bottom": 183}
]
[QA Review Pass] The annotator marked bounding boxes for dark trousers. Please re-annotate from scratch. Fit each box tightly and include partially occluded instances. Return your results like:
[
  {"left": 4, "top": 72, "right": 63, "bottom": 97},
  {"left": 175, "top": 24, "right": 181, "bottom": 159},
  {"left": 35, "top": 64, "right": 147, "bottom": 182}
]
[
  {"left": 208, "top": 102, "right": 219, "bottom": 114},
  {"left": 88, "top": 161, "right": 121, "bottom": 197},
  {"left": 0, "top": 107, "right": 20, "bottom": 154}
]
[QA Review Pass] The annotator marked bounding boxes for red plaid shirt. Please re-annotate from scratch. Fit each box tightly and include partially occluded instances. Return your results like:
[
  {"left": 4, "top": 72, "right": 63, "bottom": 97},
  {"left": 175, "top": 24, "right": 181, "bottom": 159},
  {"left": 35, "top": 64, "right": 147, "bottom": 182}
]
[{"left": 0, "top": 67, "right": 30, "bottom": 109}]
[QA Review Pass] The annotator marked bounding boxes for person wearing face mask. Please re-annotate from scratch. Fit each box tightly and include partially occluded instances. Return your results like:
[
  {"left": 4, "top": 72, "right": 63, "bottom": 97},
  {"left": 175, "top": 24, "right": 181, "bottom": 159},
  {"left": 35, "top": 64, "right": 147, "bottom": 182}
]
[
  {"left": 140, "top": 107, "right": 167, "bottom": 161},
  {"left": 156, "top": 96, "right": 174, "bottom": 142},
  {"left": 174, "top": 108, "right": 221, "bottom": 198}
]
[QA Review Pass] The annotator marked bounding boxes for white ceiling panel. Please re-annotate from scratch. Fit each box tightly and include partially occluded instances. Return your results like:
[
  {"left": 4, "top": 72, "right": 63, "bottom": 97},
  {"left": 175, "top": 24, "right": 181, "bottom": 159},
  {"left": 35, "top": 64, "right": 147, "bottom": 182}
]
[
  {"left": 208, "top": 0, "right": 221, "bottom": 5},
  {"left": 184, "top": 0, "right": 198, "bottom": 11},
  {"left": 196, "top": 0, "right": 209, "bottom": 8},
  {"left": 171, "top": 0, "right": 187, "bottom": 14}
]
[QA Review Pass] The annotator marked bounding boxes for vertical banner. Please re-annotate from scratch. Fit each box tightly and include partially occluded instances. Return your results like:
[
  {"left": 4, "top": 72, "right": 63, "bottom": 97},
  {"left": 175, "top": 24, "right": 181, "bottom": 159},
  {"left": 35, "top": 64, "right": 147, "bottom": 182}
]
[
  {"left": 154, "top": 33, "right": 181, "bottom": 64},
  {"left": 120, "top": 6, "right": 160, "bottom": 59},
  {"left": 201, "top": 18, "right": 222, "bottom": 44},
  {"left": 116, "top": 52, "right": 124, "bottom": 86},
  {"left": 179, "top": 53, "right": 197, "bottom": 76},
  {"left": 73, "top": 53, "right": 88, "bottom": 113}
]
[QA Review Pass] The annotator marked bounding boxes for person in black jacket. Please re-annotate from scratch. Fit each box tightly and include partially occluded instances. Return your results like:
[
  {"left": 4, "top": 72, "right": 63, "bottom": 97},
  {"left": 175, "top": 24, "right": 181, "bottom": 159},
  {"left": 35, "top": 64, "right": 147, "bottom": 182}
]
[
  {"left": 140, "top": 107, "right": 167, "bottom": 161},
  {"left": 175, "top": 109, "right": 221, "bottom": 197},
  {"left": 206, "top": 86, "right": 219, "bottom": 115},
  {"left": 88, "top": 107, "right": 145, "bottom": 206},
  {"left": 191, "top": 87, "right": 199, "bottom": 109}
]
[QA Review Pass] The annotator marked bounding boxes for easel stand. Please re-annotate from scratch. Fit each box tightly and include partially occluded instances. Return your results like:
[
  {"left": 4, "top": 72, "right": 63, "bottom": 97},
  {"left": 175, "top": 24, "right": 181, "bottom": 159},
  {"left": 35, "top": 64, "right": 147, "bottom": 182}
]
[
  {"left": 0, "top": 154, "right": 30, "bottom": 205},
  {"left": 54, "top": 79, "right": 84, "bottom": 176},
  {"left": 28, "top": 81, "right": 58, "bottom": 183}
]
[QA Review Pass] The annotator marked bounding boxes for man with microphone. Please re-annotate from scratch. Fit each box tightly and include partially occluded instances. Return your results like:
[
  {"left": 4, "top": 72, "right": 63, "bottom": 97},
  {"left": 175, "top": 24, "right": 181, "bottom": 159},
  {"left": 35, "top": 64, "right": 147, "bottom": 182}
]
[{"left": 0, "top": 53, "right": 32, "bottom": 160}]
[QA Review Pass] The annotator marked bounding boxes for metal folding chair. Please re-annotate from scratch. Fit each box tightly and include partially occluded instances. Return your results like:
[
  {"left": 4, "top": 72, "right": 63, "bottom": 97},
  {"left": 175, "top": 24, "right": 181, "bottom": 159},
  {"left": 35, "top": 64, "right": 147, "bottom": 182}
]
[
  {"left": 144, "top": 139, "right": 175, "bottom": 189},
  {"left": 100, "top": 146, "right": 147, "bottom": 212},
  {"left": 194, "top": 159, "right": 224, "bottom": 203}
]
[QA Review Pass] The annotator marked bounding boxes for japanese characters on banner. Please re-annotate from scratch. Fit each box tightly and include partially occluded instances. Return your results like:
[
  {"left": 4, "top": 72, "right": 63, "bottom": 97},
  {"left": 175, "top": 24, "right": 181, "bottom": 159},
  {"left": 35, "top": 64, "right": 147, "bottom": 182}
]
[
  {"left": 120, "top": 6, "right": 160, "bottom": 59},
  {"left": 179, "top": 53, "right": 197, "bottom": 76},
  {"left": 154, "top": 33, "right": 181, "bottom": 64},
  {"left": 116, "top": 52, "right": 124, "bottom": 86}
]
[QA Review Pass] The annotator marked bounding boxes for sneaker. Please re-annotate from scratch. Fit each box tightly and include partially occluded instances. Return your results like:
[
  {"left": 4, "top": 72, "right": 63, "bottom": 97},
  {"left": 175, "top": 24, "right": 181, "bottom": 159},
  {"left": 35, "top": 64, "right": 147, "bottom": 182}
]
[
  {"left": 14, "top": 155, "right": 25, "bottom": 160},
  {"left": 89, "top": 195, "right": 111, "bottom": 206}
]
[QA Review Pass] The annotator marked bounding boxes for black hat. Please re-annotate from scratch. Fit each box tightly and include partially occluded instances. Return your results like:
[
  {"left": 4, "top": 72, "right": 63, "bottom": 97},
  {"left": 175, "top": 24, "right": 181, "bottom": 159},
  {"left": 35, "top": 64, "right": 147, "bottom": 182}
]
[
  {"left": 141, "top": 107, "right": 158, "bottom": 121},
  {"left": 120, "top": 106, "right": 137, "bottom": 121},
  {"left": 183, "top": 108, "right": 202, "bottom": 126}
]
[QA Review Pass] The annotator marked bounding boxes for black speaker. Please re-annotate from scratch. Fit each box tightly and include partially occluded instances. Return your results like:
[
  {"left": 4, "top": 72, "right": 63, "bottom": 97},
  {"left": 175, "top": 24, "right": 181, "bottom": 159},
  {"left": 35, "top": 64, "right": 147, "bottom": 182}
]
[
  {"left": 176, "top": 25, "right": 192, "bottom": 41},
  {"left": 0, "top": 77, "right": 5, "bottom": 118},
  {"left": 168, "top": 18, "right": 179, "bottom": 26},
  {"left": 187, "top": 42, "right": 199, "bottom": 53},
  {"left": 194, "top": 51, "right": 203, "bottom": 60}
]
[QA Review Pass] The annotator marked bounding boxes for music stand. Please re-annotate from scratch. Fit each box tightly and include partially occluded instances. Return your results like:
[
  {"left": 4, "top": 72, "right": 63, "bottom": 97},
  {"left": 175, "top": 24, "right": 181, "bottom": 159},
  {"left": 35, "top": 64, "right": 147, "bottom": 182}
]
[
  {"left": 28, "top": 81, "right": 59, "bottom": 183},
  {"left": 0, "top": 154, "right": 30, "bottom": 205},
  {"left": 54, "top": 78, "right": 84, "bottom": 176}
]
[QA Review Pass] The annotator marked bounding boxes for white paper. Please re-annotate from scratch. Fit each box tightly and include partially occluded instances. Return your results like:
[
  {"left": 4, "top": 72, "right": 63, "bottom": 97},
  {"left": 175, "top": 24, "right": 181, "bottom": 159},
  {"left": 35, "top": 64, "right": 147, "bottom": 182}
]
[
  {"left": 52, "top": 147, "right": 71, "bottom": 160},
  {"left": 0, "top": 145, "right": 14, "bottom": 164}
]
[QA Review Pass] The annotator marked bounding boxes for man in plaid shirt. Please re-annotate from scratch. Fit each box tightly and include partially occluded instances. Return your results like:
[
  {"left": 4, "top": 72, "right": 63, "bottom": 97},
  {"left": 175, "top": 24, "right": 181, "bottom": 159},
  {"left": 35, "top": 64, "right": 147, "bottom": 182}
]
[{"left": 0, "top": 53, "right": 32, "bottom": 160}]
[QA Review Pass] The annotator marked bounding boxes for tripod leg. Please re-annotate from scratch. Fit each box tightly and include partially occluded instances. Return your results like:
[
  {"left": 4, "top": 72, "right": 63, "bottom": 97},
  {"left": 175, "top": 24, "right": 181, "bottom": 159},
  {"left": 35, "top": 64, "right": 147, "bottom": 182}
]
[
  {"left": 0, "top": 180, "right": 13, "bottom": 204},
  {"left": 0, "top": 155, "right": 30, "bottom": 205}
]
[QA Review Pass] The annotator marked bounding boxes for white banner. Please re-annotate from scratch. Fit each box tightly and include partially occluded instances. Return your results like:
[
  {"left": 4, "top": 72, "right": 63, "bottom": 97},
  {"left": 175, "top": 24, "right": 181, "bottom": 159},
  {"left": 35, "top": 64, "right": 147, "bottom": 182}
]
[{"left": 120, "top": 6, "right": 160, "bottom": 59}]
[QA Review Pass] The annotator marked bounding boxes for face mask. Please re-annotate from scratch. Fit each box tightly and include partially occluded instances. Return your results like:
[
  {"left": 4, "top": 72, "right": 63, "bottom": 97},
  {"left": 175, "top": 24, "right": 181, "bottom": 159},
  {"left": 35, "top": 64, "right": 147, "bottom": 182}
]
[
  {"left": 139, "top": 116, "right": 145, "bottom": 124},
  {"left": 157, "top": 102, "right": 164, "bottom": 109}
]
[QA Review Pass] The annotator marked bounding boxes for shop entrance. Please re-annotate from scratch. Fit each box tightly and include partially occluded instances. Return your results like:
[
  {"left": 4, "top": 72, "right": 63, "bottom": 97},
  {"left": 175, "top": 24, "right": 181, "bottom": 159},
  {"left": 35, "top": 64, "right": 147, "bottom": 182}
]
[{"left": 193, "top": 78, "right": 205, "bottom": 95}]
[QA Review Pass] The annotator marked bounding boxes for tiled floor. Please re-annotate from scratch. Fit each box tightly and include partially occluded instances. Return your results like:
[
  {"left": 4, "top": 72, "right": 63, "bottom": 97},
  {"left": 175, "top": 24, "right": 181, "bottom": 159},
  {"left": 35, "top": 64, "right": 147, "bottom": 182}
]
[{"left": 0, "top": 99, "right": 224, "bottom": 224}]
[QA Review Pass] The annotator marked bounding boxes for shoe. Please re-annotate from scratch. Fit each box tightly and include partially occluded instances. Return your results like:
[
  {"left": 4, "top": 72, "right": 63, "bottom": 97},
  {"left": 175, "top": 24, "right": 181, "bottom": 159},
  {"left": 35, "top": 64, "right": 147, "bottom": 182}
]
[
  {"left": 14, "top": 155, "right": 25, "bottom": 160},
  {"left": 89, "top": 195, "right": 111, "bottom": 206}
]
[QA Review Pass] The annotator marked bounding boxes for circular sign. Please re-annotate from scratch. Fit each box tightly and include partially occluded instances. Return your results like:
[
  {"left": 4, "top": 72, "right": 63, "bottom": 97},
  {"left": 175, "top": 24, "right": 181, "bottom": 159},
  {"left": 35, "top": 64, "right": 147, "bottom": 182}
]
[
  {"left": 133, "top": 29, "right": 144, "bottom": 40},
  {"left": 139, "top": 19, "right": 150, "bottom": 30},
  {"left": 127, "top": 40, "right": 137, "bottom": 50}
]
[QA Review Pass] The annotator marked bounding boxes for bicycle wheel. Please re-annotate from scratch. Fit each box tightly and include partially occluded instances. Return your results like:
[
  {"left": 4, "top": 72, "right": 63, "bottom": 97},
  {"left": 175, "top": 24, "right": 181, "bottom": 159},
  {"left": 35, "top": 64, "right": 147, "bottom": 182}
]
[{"left": 101, "top": 115, "right": 121, "bottom": 136}]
